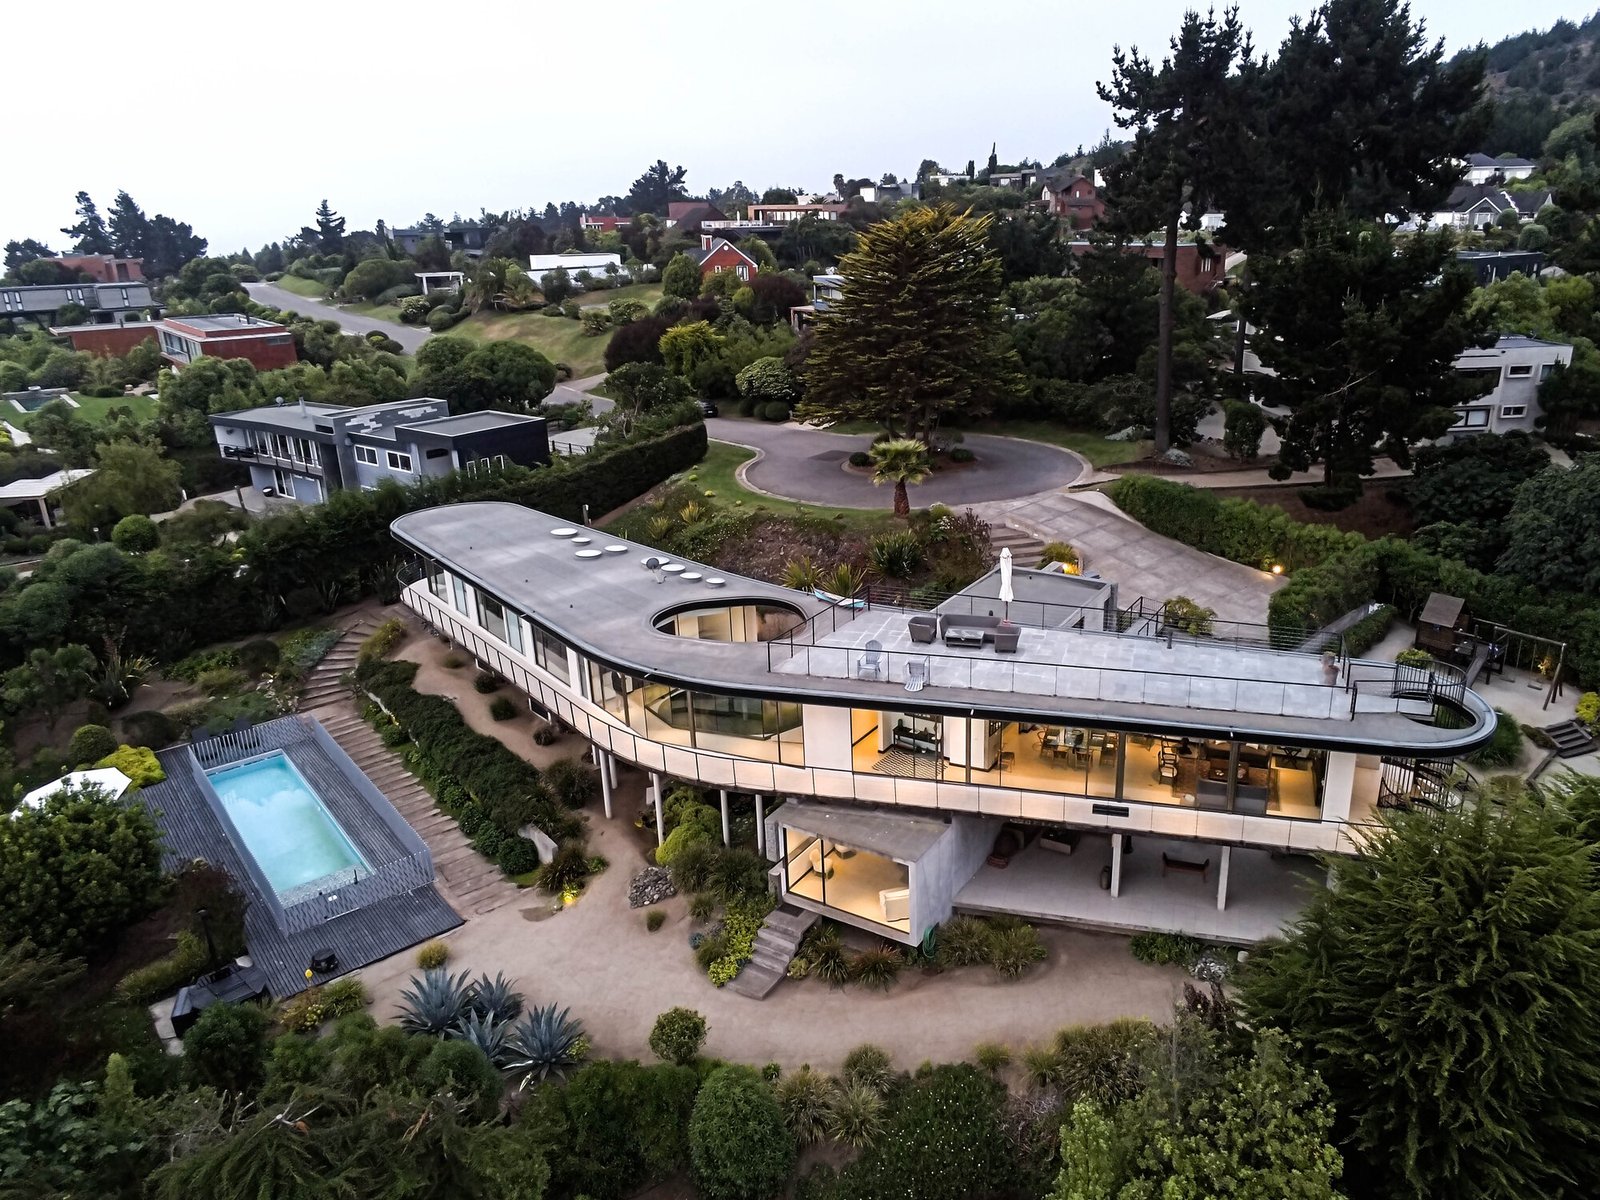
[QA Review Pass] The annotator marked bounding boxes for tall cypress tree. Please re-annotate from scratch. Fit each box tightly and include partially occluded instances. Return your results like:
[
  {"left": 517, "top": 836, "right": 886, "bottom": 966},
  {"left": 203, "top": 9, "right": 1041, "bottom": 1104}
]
[{"left": 60, "top": 192, "right": 112, "bottom": 255}]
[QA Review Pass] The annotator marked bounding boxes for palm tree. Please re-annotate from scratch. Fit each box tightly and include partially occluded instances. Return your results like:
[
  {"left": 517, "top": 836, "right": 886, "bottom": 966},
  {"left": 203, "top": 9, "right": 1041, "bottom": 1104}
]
[{"left": 869, "top": 439, "right": 931, "bottom": 517}]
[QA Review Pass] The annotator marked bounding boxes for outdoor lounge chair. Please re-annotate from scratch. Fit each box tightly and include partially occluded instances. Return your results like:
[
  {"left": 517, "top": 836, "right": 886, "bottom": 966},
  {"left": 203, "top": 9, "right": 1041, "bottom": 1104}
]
[
  {"left": 856, "top": 640, "right": 884, "bottom": 681},
  {"left": 904, "top": 659, "right": 927, "bottom": 692}
]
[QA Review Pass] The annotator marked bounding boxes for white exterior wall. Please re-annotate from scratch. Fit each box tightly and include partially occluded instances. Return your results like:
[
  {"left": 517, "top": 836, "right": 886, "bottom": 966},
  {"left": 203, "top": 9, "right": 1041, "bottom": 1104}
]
[
  {"left": 1450, "top": 339, "right": 1572, "bottom": 436},
  {"left": 402, "top": 578, "right": 1373, "bottom": 860}
]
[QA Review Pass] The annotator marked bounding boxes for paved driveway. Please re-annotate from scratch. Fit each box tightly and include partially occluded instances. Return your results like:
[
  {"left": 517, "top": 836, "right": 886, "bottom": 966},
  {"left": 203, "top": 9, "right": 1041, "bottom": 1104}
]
[
  {"left": 707, "top": 419, "right": 1085, "bottom": 507},
  {"left": 244, "top": 282, "right": 430, "bottom": 353},
  {"left": 975, "top": 492, "right": 1284, "bottom": 625}
]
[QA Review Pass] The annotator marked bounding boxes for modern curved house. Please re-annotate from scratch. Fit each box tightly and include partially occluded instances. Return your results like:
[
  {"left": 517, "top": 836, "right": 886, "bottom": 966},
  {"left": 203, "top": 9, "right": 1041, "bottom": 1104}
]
[{"left": 392, "top": 502, "right": 1495, "bottom": 946}]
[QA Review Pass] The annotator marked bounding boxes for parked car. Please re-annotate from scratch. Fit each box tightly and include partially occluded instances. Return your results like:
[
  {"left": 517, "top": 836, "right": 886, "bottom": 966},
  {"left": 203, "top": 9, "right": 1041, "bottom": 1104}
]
[{"left": 696, "top": 399, "right": 719, "bottom": 417}]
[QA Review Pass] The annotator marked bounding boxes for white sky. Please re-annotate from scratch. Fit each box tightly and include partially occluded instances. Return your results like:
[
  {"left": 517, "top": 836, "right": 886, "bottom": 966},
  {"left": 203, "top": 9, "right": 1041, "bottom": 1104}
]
[{"left": 3, "top": 0, "right": 1584, "bottom": 252}]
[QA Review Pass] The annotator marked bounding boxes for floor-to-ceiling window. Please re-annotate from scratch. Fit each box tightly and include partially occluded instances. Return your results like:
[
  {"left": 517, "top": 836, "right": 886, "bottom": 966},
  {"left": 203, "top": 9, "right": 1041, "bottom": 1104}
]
[{"left": 783, "top": 828, "right": 909, "bottom": 933}]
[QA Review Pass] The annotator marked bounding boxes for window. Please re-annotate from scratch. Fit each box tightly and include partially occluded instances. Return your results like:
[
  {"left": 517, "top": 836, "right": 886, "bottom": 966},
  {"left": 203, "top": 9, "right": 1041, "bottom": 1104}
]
[
  {"left": 1500, "top": 405, "right": 1527, "bottom": 419},
  {"left": 736, "top": 265, "right": 749, "bottom": 281},
  {"left": 477, "top": 590, "right": 508, "bottom": 642},
  {"left": 532, "top": 625, "right": 570, "bottom": 684},
  {"left": 354, "top": 444, "right": 378, "bottom": 465},
  {"left": 291, "top": 437, "right": 315, "bottom": 464},
  {"left": 451, "top": 575, "right": 470, "bottom": 616},
  {"left": 713, "top": 264, "right": 724, "bottom": 274},
  {"left": 1540, "top": 363, "right": 1556, "bottom": 381},
  {"left": 386, "top": 450, "right": 414, "bottom": 472},
  {"left": 1506, "top": 364, "right": 1533, "bottom": 378},
  {"left": 1452, "top": 407, "right": 1491, "bottom": 430},
  {"left": 425, "top": 447, "right": 449, "bottom": 459},
  {"left": 425, "top": 559, "right": 449, "bottom": 601}
]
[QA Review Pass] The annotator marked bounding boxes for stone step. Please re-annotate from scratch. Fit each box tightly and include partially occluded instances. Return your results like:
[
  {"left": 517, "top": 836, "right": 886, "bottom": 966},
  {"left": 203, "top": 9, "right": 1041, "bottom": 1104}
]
[
  {"left": 1544, "top": 719, "right": 1598, "bottom": 757},
  {"left": 725, "top": 960, "right": 785, "bottom": 1000}
]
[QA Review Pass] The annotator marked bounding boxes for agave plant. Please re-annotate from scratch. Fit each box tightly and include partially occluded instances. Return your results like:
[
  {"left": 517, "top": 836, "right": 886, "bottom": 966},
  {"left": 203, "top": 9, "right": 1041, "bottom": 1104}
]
[
  {"left": 824, "top": 562, "right": 868, "bottom": 600},
  {"left": 397, "top": 968, "right": 474, "bottom": 1036},
  {"left": 468, "top": 971, "right": 525, "bottom": 1024},
  {"left": 781, "top": 556, "right": 822, "bottom": 592},
  {"left": 505, "top": 1003, "right": 588, "bottom": 1086},
  {"left": 449, "top": 1008, "right": 510, "bottom": 1067}
]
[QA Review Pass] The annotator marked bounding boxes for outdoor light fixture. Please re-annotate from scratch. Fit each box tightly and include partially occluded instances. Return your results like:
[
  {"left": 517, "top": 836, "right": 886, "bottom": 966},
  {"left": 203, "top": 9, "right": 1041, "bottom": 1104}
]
[
  {"left": 643, "top": 556, "right": 666, "bottom": 584},
  {"left": 1271, "top": 564, "right": 1284, "bottom": 575}
]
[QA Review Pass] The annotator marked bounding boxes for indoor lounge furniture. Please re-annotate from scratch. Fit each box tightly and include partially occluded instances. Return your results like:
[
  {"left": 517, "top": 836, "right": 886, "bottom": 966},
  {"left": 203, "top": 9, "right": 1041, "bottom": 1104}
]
[
  {"left": 892, "top": 721, "right": 939, "bottom": 754},
  {"left": 879, "top": 887, "right": 910, "bottom": 923}
]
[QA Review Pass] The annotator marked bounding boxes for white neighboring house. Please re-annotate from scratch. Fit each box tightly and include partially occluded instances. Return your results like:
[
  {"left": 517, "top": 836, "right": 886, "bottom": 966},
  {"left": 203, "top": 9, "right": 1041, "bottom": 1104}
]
[
  {"left": 1425, "top": 184, "right": 1553, "bottom": 231},
  {"left": 528, "top": 253, "right": 629, "bottom": 284},
  {"left": 1462, "top": 153, "right": 1537, "bottom": 185},
  {"left": 1449, "top": 334, "right": 1572, "bottom": 438}
]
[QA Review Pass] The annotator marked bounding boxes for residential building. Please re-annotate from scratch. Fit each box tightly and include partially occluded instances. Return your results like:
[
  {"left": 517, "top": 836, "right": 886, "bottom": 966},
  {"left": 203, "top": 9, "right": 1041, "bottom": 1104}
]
[
  {"left": 50, "top": 320, "right": 160, "bottom": 356},
  {"left": 415, "top": 271, "right": 464, "bottom": 295},
  {"left": 747, "top": 202, "right": 849, "bottom": 224},
  {"left": 390, "top": 224, "right": 489, "bottom": 257},
  {"left": 925, "top": 171, "right": 973, "bottom": 187},
  {"left": 1426, "top": 184, "right": 1552, "bottom": 231},
  {"left": 789, "top": 273, "right": 844, "bottom": 330},
  {"left": 392, "top": 502, "right": 1496, "bottom": 946},
  {"left": 1041, "top": 170, "right": 1106, "bottom": 228},
  {"left": 0, "top": 468, "right": 95, "bottom": 530},
  {"left": 56, "top": 254, "right": 144, "bottom": 283},
  {"left": 158, "top": 313, "right": 299, "bottom": 371},
  {"left": 688, "top": 236, "right": 759, "bottom": 282},
  {"left": 987, "top": 169, "right": 1035, "bottom": 189},
  {"left": 857, "top": 182, "right": 919, "bottom": 204},
  {"left": 1067, "top": 240, "right": 1226, "bottom": 294},
  {"left": 580, "top": 214, "right": 631, "bottom": 233},
  {"left": 1455, "top": 249, "right": 1545, "bottom": 284},
  {"left": 1449, "top": 334, "right": 1571, "bottom": 438},
  {"left": 210, "top": 398, "right": 550, "bottom": 506},
  {"left": 528, "top": 252, "right": 628, "bottom": 283},
  {"left": 1462, "top": 153, "right": 1537, "bottom": 185},
  {"left": 664, "top": 202, "right": 726, "bottom": 232},
  {"left": 1, "top": 281, "right": 156, "bottom": 326}
]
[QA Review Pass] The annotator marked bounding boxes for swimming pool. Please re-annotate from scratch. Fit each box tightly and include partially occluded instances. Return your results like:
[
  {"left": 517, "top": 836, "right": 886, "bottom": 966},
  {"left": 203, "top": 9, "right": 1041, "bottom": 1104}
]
[{"left": 206, "top": 752, "right": 369, "bottom": 899}]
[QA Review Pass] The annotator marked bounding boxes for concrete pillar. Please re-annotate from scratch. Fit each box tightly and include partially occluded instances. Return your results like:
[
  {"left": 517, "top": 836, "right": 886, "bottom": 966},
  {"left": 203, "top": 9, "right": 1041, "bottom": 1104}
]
[
  {"left": 606, "top": 753, "right": 619, "bottom": 789},
  {"left": 719, "top": 789, "right": 732, "bottom": 847},
  {"left": 754, "top": 794, "right": 765, "bottom": 856},
  {"left": 1217, "top": 845, "right": 1231, "bottom": 911},
  {"left": 651, "top": 772, "right": 665, "bottom": 848},
  {"left": 599, "top": 752, "right": 614, "bottom": 820},
  {"left": 1110, "top": 833, "right": 1123, "bottom": 898}
]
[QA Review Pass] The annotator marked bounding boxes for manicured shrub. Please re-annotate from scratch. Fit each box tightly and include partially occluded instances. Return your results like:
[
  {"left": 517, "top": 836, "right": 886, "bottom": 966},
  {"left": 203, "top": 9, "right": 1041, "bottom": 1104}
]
[
  {"left": 848, "top": 450, "right": 871, "bottom": 467},
  {"left": 358, "top": 616, "right": 406, "bottom": 661},
  {"left": 1037, "top": 540, "right": 1079, "bottom": 570},
  {"left": 416, "top": 939, "right": 450, "bottom": 970},
  {"left": 473, "top": 670, "right": 503, "bottom": 694},
  {"left": 1396, "top": 647, "right": 1433, "bottom": 669},
  {"left": 1222, "top": 399, "right": 1267, "bottom": 461},
  {"left": 417, "top": 1038, "right": 503, "bottom": 1120},
  {"left": 110, "top": 514, "right": 158, "bottom": 552},
  {"left": 196, "top": 666, "right": 249, "bottom": 697},
  {"left": 442, "top": 652, "right": 467, "bottom": 669},
  {"left": 1340, "top": 603, "right": 1395, "bottom": 657},
  {"left": 543, "top": 757, "right": 599, "bottom": 809},
  {"left": 1578, "top": 691, "right": 1600, "bottom": 730},
  {"left": 649, "top": 1006, "right": 708, "bottom": 1065},
  {"left": 95, "top": 744, "right": 165, "bottom": 786},
  {"left": 689, "top": 1064, "right": 795, "bottom": 1200},
  {"left": 948, "top": 446, "right": 975, "bottom": 463},
  {"left": 67, "top": 723, "right": 118, "bottom": 767},
  {"left": 646, "top": 909, "right": 667, "bottom": 932},
  {"left": 1128, "top": 931, "right": 1205, "bottom": 967},
  {"left": 760, "top": 401, "right": 790, "bottom": 422},
  {"left": 1163, "top": 595, "right": 1216, "bottom": 636},
  {"left": 182, "top": 1002, "right": 270, "bottom": 1095},
  {"left": 495, "top": 835, "right": 541, "bottom": 876},
  {"left": 532, "top": 720, "right": 560, "bottom": 745},
  {"left": 837, "top": 1065, "right": 1014, "bottom": 1200},
  {"left": 489, "top": 696, "right": 517, "bottom": 721}
]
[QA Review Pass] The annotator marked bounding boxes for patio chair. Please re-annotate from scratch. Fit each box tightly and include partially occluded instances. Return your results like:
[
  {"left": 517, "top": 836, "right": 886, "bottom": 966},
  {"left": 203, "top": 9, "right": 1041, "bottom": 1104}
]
[
  {"left": 856, "top": 640, "right": 884, "bottom": 681},
  {"left": 904, "top": 659, "right": 927, "bottom": 693}
]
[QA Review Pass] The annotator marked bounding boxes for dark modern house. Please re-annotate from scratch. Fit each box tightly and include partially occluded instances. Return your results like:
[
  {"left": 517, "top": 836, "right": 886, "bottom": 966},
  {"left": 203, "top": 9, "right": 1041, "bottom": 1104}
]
[
  {"left": 210, "top": 398, "right": 550, "bottom": 505},
  {"left": 2, "top": 281, "right": 156, "bottom": 326}
]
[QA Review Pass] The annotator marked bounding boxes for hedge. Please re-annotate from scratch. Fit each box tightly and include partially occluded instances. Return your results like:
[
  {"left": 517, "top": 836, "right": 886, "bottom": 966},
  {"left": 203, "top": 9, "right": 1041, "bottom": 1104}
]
[
  {"left": 1107, "top": 475, "right": 1600, "bottom": 688},
  {"left": 354, "top": 658, "right": 582, "bottom": 848}
]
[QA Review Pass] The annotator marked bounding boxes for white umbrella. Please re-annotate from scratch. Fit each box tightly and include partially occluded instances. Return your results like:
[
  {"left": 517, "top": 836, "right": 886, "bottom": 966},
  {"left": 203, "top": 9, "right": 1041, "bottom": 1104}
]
[
  {"left": 18, "top": 767, "right": 133, "bottom": 815},
  {"left": 998, "top": 547, "right": 1014, "bottom": 619}
]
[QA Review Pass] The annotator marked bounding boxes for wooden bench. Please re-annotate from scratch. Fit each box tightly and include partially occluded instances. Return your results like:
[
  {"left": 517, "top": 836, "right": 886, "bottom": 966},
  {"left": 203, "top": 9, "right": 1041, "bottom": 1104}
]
[{"left": 1161, "top": 852, "right": 1211, "bottom": 879}]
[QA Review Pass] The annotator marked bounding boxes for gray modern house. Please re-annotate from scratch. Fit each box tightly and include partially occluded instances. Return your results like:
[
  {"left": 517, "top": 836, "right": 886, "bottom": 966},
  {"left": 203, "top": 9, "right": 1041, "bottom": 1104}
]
[
  {"left": 2, "top": 280, "right": 156, "bottom": 325},
  {"left": 1450, "top": 334, "right": 1572, "bottom": 437},
  {"left": 210, "top": 398, "right": 550, "bottom": 504}
]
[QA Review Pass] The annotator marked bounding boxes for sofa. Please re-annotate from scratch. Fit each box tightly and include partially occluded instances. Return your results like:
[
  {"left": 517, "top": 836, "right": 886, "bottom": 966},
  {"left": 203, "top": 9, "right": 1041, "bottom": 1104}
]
[
  {"left": 937, "top": 613, "right": 1021, "bottom": 653},
  {"left": 908, "top": 614, "right": 939, "bottom": 644},
  {"left": 1195, "top": 778, "right": 1270, "bottom": 815}
]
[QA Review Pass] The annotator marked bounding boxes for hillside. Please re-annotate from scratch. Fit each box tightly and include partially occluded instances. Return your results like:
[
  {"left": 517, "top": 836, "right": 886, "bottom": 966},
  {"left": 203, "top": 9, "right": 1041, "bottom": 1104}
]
[{"left": 1466, "top": 12, "right": 1600, "bottom": 157}]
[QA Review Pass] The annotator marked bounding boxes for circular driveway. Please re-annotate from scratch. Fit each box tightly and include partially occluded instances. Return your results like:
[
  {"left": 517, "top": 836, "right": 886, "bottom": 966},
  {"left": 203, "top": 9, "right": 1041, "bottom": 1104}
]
[{"left": 706, "top": 418, "right": 1086, "bottom": 507}]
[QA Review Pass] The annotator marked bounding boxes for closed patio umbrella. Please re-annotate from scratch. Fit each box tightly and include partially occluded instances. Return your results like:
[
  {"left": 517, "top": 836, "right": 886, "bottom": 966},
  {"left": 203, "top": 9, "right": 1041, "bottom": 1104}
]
[{"left": 998, "top": 547, "right": 1014, "bottom": 619}]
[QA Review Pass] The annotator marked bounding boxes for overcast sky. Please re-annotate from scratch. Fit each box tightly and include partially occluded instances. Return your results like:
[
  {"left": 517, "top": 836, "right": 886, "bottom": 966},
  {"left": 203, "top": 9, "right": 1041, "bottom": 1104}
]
[{"left": 4, "top": 0, "right": 1585, "bottom": 252}]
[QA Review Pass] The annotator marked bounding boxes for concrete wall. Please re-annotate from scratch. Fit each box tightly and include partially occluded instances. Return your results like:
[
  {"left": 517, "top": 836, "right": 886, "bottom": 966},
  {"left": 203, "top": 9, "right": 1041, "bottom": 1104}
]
[
  {"left": 910, "top": 815, "right": 995, "bottom": 939},
  {"left": 802, "top": 705, "right": 853, "bottom": 770}
]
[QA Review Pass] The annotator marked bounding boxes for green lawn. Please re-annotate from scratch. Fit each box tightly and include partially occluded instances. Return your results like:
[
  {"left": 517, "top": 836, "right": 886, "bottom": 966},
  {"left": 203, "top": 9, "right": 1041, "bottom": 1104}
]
[
  {"left": 9, "top": 392, "right": 158, "bottom": 429},
  {"left": 448, "top": 285, "right": 662, "bottom": 379},
  {"left": 342, "top": 299, "right": 407, "bottom": 324},
  {"left": 635, "top": 441, "right": 898, "bottom": 532},
  {"left": 271, "top": 274, "right": 328, "bottom": 299}
]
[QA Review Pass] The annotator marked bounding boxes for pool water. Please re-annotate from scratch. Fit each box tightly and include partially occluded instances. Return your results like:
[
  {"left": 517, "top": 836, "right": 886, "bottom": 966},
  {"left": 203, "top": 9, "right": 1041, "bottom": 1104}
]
[{"left": 206, "top": 752, "right": 369, "bottom": 897}]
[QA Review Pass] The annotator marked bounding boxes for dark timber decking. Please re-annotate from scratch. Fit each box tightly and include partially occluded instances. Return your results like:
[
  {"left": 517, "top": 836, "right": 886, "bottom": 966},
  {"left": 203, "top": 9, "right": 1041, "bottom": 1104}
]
[{"left": 141, "top": 731, "right": 460, "bottom": 998}]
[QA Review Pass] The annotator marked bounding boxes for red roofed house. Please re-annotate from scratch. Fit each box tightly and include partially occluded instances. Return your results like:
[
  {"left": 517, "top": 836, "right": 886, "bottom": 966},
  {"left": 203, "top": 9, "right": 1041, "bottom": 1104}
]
[
  {"left": 579, "top": 214, "right": 631, "bottom": 233},
  {"left": 158, "top": 313, "right": 298, "bottom": 371},
  {"left": 688, "top": 236, "right": 759, "bottom": 282},
  {"left": 56, "top": 254, "right": 145, "bottom": 283},
  {"left": 1040, "top": 171, "right": 1107, "bottom": 229},
  {"left": 1067, "top": 239, "right": 1226, "bottom": 294}
]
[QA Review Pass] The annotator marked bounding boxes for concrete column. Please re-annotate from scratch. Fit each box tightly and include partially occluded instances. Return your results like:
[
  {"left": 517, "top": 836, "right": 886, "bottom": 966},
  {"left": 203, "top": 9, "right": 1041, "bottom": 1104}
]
[
  {"left": 651, "top": 772, "right": 665, "bottom": 848},
  {"left": 1110, "top": 834, "right": 1123, "bottom": 898},
  {"left": 1217, "top": 845, "right": 1231, "bottom": 911},
  {"left": 754, "top": 794, "right": 766, "bottom": 856},
  {"left": 599, "top": 753, "right": 614, "bottom": 820},
  {"left": 606, "top": 753, "right": 619, "bottom": 789},
  {"left": 719, "top": 789, "right": 731, "bottom": 847}
]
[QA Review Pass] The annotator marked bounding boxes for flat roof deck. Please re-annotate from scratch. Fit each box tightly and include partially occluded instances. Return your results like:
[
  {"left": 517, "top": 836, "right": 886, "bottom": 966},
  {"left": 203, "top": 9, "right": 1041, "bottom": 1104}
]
[{"left": 391, "top": 501, "right": 1494, "bottom": 753}]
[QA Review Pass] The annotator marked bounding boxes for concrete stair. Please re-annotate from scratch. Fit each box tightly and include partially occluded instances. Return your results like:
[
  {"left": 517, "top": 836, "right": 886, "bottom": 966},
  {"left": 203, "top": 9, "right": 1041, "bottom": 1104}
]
[
  {"left": 1544, "top": 719, "right": 1598, "bottom": 758},
  {"left": 726, "top": 905, "right": 818, "bottom": 999},
  {"left": 300, "top": 616, "right": 520, "bottom": 917},
  {"left": 990, "top": 525, "right": 1048, "bottom": 571}
]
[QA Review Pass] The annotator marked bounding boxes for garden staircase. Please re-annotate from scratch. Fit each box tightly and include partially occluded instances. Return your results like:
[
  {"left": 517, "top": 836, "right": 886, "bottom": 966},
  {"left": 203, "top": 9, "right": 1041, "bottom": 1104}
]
[
  {"left": 300, "top": 610, "right": 520, "bottom": 917},
  {"left": 726, "top": 906, "right": 818, "bottom": 1000},
  {"left": 1543, "top": 719, "right": 1598, "bottom": 759},
  {"left": 989, "top": 525, "right": 1047, "bottom": 572}
]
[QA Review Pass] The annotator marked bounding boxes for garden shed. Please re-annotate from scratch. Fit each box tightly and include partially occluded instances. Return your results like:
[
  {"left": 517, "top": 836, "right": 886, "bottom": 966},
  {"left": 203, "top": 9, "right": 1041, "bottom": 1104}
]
[{"left": 1415, "top": 592, "right": 1470, "bottom": 658}]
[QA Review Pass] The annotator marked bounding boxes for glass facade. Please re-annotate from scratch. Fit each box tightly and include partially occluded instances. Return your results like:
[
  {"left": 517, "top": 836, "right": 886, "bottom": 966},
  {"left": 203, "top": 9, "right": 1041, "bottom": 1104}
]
[
  {"left": 582, "top": 659, "right": 803, "bottom": 764},
  {"left": 783, "top": 829, "right": 910, "bottom": 934}
]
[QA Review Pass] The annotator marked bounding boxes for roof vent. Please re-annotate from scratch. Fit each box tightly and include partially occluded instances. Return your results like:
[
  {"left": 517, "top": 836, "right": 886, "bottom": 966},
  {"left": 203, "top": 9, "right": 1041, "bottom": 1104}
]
[
  {"left": 550, "top": 527, "right": 578, "bottom": 538},
  {"left": 575, "top": 548, "right": 603, "bottom": 559}
]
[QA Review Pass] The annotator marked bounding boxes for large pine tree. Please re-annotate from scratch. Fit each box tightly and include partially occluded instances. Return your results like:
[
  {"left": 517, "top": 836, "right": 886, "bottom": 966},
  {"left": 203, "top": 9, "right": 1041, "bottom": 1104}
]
[
  {"left": 1239, "top": 797, "right": 1600, "bottom": 1200},
  {"left": 797, "top": 205, "right": 1023, "bottom": 440},
  {"left": 60, "top": 191, "right": 112, "bottom": 255}
]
